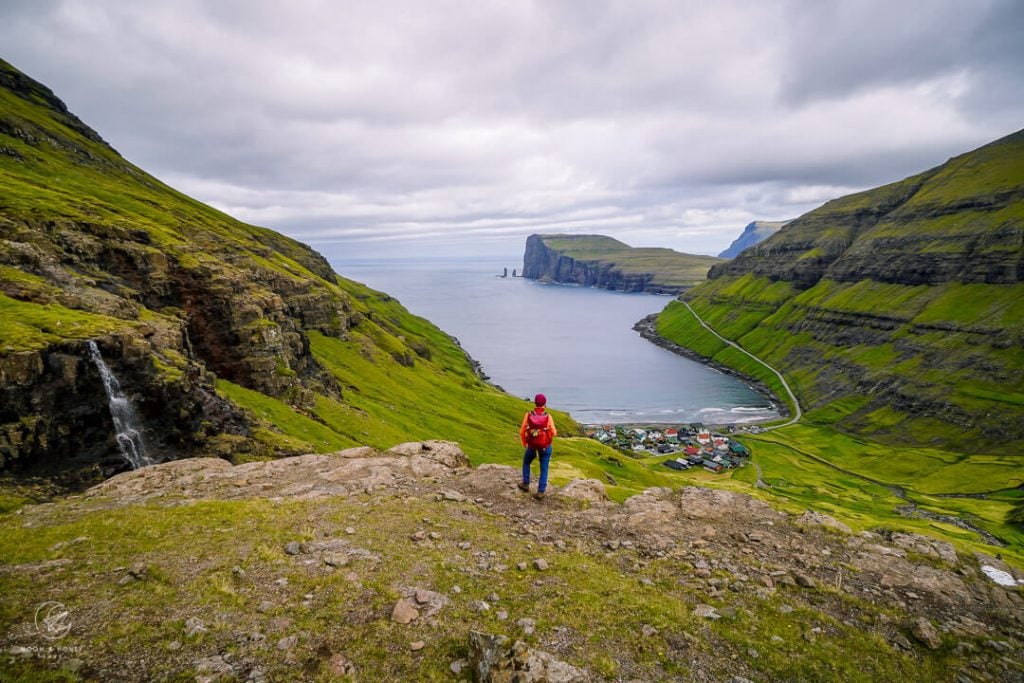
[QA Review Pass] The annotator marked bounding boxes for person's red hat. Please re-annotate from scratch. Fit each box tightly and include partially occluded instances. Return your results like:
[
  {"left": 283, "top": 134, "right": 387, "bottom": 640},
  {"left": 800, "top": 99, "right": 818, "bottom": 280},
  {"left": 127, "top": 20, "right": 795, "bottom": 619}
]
[{"left": 534, "top": 393, "right": 546, "bottom": 407}]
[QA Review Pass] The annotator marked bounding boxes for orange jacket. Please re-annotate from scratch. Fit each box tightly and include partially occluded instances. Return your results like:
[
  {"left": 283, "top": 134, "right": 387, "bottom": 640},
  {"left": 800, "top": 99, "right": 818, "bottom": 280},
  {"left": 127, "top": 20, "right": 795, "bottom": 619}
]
[{"left": 520, "top": 408, "right": 557, "bottom": 446}]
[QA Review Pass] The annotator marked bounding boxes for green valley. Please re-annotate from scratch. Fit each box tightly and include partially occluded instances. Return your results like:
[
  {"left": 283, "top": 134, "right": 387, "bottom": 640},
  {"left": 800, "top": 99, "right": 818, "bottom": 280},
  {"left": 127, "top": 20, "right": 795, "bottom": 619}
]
[{"left": 1, "top": 55, "right": 1023, "bottom": 683}]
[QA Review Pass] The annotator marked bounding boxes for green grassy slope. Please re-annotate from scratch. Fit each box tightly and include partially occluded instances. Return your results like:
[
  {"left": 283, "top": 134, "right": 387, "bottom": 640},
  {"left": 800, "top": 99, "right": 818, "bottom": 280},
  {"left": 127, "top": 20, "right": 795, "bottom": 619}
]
[
  {"left": 660, "top": 130, "right": 1024, "bottom": 453},
  {"left": 0, "top": 58, "right": 559, "bottom": 469}
]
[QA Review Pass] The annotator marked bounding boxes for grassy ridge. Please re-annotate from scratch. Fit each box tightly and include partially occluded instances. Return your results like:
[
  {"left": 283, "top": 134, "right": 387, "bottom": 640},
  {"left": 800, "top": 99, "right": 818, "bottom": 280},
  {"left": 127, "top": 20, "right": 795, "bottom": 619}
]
[
  {"left": 694, "top": 130, "right": 1024, "bottom": 452},
  {"left": 653, "top": 270, "right": 1024, "bottom": 564}
]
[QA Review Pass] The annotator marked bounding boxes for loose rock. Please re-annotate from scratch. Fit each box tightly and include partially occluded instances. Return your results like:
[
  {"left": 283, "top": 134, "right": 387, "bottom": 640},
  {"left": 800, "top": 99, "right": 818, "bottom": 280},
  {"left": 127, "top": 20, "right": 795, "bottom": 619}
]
[
  {"left": 467, "top": 631, "right": 589, "bottom": 683},
  {"left": 517, "top": 618, "right": 536, "bottom": 635},
  {"left": 391, "top": 599, "right": 420, "bottom": 624},
  {"left": 911, "top": 617, "right": 943, "bottom": 650},
  {"left": 328, "top": 653, "right": 355, "bottom": 676},
  {"left": 693, "top": 605, "right": 720, "bottom": 619},
  {"left": 184, "top": 617, "right": 207, "bottom": 637},
  {"left": 793, "top": 572, "right": 816, "bottom": 588}
]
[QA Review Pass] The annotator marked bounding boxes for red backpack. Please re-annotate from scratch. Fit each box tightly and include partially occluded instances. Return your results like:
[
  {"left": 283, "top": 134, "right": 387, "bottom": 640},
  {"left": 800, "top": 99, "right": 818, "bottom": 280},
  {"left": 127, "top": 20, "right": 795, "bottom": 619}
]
[{"left": 526, "top": 411, "right": 552, "bottom": 449}]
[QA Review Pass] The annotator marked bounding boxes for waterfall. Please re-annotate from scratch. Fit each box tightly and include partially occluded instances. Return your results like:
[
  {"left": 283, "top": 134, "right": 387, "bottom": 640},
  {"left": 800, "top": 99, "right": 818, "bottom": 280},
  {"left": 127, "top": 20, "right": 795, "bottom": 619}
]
[{"left": 86, "top": 341, "right": 154, "bottom": 469}]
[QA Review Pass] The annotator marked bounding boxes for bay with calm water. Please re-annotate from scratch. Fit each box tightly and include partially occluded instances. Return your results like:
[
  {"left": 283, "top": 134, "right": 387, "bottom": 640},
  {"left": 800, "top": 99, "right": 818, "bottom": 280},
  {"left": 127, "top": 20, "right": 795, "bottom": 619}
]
[{"left": 330, "top": 256, "right": 779, "bottom": 425}]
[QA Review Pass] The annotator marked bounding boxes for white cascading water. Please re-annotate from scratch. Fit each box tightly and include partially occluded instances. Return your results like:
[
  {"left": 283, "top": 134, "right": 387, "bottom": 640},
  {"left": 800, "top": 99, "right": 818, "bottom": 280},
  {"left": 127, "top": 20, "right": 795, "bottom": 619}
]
[{"left": 86, "top": 340, "right": 154, "bottom": 469}]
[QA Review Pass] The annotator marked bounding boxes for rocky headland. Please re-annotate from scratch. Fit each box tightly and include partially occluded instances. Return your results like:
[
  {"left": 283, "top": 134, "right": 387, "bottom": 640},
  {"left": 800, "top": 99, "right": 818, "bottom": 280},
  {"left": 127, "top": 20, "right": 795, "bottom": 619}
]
[{"left": 522, "top": 234, "right": 721, "bottom": 294}]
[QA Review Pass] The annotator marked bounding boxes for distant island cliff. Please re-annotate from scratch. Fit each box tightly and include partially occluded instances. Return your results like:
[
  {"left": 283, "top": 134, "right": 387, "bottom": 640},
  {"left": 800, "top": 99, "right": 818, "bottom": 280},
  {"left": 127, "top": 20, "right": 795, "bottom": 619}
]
[
  {"left": 522, "top": 234, "right": 722, "bottom": 294},
  {"left": 718, "top": 220, "right": 791, "bottom": 259}
]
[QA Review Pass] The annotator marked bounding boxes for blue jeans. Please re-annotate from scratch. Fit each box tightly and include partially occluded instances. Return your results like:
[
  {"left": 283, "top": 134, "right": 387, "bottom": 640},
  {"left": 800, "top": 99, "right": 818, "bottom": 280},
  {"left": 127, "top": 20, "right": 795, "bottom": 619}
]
[{"left": 522, "top": 445, "right": 552, "bottom": 492}]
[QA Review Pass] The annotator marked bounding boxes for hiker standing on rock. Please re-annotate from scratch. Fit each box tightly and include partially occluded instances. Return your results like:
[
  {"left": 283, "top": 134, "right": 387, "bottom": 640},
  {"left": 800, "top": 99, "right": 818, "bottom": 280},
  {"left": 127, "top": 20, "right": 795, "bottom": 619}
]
[{"left": 518, "top": 393, "right": 557, "bottom": 499}]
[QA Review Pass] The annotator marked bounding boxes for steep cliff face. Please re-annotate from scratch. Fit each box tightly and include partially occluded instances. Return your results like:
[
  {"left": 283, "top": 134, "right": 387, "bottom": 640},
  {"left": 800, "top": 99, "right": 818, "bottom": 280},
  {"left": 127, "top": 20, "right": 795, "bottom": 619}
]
[
  {"left": 0, "top": 59, "right": 518, "bottom": 480},
  {"left": 522, "top": 234, "right": 720, "bottom": 294},
  {"left": 717, "top": 220, "right": 790, "bottom": 259},
  {"left": 522, "top": 234, "right": 654, "bottom": 292},
  {"left": 661, "top": 129, "right": 1024, "bottom": 452}
]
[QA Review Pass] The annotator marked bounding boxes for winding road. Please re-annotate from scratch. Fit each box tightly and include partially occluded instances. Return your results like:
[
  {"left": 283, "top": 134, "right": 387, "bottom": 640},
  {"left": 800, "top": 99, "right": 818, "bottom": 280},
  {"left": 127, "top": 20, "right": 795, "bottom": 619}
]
[{"left": 680, "top": 301, "right": 801, "bottom": 429}]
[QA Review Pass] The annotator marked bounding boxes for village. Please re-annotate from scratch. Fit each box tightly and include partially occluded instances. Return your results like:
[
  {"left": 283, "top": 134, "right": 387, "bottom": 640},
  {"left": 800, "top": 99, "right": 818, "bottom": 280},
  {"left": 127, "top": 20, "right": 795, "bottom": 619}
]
[{"left": 584, "top": 424, "right": 757, "bottom": 474}]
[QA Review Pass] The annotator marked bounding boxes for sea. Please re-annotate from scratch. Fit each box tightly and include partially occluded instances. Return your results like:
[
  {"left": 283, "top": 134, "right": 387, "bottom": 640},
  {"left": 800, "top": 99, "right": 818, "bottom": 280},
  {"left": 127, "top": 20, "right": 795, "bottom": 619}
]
[{"left": 329, "top": 256, "right": 779, "bottom": 426}]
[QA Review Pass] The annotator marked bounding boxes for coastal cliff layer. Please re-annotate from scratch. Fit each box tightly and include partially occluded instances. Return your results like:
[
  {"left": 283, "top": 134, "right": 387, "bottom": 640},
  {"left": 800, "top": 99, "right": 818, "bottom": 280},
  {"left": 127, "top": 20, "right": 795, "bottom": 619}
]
[
  {"left": 0, "top": 59, "right": 535, "bottom": 480},
  {"left": 659, "top": 128, "right": 1024, "bottom": 452},
  {"left": 522, "top": 234, "right": 721, "bottom": 294}
]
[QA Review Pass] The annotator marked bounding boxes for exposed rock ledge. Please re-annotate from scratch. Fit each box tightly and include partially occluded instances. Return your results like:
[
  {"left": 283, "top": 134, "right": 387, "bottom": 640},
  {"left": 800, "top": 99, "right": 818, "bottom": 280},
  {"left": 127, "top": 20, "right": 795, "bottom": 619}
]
[
  {"left": 79, "top": 442, "right": 1023, "bottom": 625},
  {"left": 84, "top": 440, "right": 470, "bottom": 504}
]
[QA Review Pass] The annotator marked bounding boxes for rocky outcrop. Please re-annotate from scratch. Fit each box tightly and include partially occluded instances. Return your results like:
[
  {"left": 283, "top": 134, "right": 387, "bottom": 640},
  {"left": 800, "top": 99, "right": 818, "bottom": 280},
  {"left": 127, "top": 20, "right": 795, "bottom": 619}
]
[
  {"left": 467, "top": 631, "right": 590, "bottom": 682},
  {"left": 0, "top": 209, "right": 357, "bottom": 476},
  {"left": 83, "top": 440, "right": 470, "bottom": 503},
  {"left": 717, "top": 220, "right": 790, "bottom": 259},
  {"left": 0, "top": 335, "right": 244, "bottom": 482},
  {"left": 13, "top": 450, "right": 1021, "bottom": 681}
]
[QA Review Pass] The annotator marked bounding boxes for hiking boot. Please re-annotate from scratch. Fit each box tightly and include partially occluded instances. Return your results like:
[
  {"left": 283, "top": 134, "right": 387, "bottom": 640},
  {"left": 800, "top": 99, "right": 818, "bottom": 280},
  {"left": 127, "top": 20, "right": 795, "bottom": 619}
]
[
  {"left": 533, "top": 490, "right": 545, "bottom": 500},
  {"left": 517, "top": 481, "right": 530, "bottom": 493}
]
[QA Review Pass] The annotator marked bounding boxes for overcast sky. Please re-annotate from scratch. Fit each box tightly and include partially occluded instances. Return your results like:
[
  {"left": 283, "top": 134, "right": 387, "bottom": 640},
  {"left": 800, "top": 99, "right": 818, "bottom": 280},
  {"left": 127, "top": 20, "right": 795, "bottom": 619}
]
[{"left": 2, "top": 1, "right": 1022, "bottom": 259}]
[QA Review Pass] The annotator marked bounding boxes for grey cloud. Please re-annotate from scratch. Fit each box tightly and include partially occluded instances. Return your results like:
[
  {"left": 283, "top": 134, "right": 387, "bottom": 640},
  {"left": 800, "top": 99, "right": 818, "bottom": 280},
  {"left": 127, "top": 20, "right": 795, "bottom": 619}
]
[
  {"left": 0, "top": 0, "right": 1021, "bottom": 259},
  {"left": 779, "top": 0, "right": 1024, "bottom": 105}
]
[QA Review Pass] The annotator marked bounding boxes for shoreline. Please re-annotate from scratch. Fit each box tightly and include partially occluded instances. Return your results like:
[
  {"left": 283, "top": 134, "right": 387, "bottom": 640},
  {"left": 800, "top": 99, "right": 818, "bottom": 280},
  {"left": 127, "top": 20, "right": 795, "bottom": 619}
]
[{"left": 631, "top": 313, "right": 790, "bottom": 422}]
